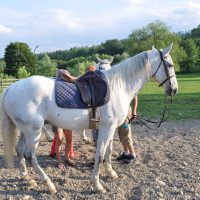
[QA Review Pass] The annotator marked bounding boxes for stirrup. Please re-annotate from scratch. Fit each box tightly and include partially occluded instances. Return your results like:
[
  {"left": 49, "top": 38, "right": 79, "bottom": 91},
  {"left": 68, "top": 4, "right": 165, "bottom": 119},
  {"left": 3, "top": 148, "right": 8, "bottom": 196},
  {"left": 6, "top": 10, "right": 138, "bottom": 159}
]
[{"left": 90, "top": 118, "right": 100, "bottom": 122}]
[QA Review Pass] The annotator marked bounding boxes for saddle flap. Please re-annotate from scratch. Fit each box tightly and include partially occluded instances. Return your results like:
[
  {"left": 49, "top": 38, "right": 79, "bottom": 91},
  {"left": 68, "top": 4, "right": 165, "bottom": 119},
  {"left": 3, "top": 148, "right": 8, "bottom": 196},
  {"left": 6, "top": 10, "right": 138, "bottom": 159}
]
[
  {"left": 76, "top": 81, "right": 91, "bottom": 105},
  {"left": 75, "top": 71, "right": 109, "bottom": 106}
]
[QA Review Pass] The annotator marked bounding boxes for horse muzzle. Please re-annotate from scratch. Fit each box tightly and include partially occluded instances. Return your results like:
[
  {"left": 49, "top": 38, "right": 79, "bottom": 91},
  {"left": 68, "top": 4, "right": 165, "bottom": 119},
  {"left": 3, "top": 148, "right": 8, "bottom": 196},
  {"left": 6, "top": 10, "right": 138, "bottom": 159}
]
[{"left": 166, "top": 87, "right": 178, "bottom": 96}]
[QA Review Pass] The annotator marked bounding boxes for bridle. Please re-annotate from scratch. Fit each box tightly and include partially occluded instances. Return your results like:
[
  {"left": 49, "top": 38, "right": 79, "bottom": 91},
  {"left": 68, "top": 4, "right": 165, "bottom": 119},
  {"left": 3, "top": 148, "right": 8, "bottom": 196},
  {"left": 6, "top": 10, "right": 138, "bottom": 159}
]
[
  {"left": 129, "top": 50, "right": 176, "bottom": 129},
  {"left": 98, "top": 61, "right": 110, "bottom": 71},
  {"left": 152, "top": 50, "right": 176, "bottom": 89},
  {"left": 99, "top": 63, "right": 104, "bottom": 70}
]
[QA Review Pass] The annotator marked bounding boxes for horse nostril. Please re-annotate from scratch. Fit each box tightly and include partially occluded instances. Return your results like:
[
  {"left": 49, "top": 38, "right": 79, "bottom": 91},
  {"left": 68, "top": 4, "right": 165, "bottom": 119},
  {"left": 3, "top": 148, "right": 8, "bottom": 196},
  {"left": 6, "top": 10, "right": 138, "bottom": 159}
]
[{"left": 172, "top": 88, "right": 178, "bottom": 95}]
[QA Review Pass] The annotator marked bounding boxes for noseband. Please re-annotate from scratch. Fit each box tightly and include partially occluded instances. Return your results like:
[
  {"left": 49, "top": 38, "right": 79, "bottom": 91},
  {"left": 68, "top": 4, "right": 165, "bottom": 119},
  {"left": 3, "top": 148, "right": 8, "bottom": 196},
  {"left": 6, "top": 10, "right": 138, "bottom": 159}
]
[
  {"left": 99, "top": 62, "right": 109, "bottom": 70},
  {"left": 152, "top": 50, "right": 176, "bottom": 88},
  {"left": 99, "top": 63, "right": 104, "bottom": 70}
]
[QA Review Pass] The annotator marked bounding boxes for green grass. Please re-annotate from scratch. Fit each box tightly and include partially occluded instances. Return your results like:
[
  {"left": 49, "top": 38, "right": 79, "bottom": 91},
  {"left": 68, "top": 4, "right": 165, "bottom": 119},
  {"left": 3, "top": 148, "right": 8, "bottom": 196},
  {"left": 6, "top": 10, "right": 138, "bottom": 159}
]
[
  {"left": 0, "top": 73, "right": 199, "bottom": 121},
  {"left": 137, "top": 72, "right": 200, "bottom": 120}
]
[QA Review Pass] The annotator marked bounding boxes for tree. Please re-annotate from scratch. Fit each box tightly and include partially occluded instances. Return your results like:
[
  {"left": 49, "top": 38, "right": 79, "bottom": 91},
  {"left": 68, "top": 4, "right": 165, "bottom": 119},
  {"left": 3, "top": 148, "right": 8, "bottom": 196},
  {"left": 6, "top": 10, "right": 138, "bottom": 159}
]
[
  {"left": 125, "top": 20, "right": 174, "bottom": 54},
  {"left": 4, "top": 42, "right": 36, "bottom": 76},
  {"left": 180, "top": 38, "right": 199, "bottom": 72},
  {"left": 124, "top": 20, "right": 186, "bottom": 71},
  {"left": 101, "top": 39, "right": 124, "bottom": 55},
  {"left": 190, "top": 25, "right": 200, "bottom": 39},
  {"left": 17, "top": 66, "right": 31, "bottom": 78},
  {"left": 35, "top": 54, "right": 57, "bottom": 77},
  {"left": 112, "top": 52, "right": 129, "bottom": 64},
  {"left": 77, "top": 61, "right": 96, "bottom": 75},
  {"left": 0, "top": 60, "right": 5, "bottom": 73}
]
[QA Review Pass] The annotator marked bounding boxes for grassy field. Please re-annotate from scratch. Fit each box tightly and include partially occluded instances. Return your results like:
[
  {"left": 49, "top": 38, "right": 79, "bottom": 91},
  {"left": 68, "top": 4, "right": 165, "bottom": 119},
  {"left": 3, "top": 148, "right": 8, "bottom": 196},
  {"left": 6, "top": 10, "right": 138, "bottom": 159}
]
[
  {"left": 0, "top": 73, "right": 199, "bottom": 121},
  {"left": 137, "top": 72, "right": 200, "bottom": 120}
]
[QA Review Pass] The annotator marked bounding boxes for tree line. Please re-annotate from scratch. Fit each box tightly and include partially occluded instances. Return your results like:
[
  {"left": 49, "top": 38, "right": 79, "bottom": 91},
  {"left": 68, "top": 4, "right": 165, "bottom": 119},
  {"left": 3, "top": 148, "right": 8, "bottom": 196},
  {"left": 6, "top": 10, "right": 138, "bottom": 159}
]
[{"left": 1, "top": 20, "right": 199, "bottom": 79}]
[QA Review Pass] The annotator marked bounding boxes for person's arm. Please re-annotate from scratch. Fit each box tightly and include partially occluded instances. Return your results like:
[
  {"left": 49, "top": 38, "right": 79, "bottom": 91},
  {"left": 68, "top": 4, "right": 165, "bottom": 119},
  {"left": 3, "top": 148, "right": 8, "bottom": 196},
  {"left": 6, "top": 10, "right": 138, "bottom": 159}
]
[{"left": 132, "top": 95, "right": 138, "bottom": 119}]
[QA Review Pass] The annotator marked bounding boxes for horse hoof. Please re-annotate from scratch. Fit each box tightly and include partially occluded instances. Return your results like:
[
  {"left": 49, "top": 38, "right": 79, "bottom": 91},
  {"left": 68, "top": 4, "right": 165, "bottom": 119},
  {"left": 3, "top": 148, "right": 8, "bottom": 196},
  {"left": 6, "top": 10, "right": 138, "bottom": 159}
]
[
  {"left": 50, "top": 187, "right": 57, "bottom": 194},
  {"left": 92, "top": 187, "right": 107, "bottom": 194},
  {"left": 28, "top": 179, "right": 37, "bottom": 187},
  {"left": 47, "top": 138, "right": 53, "bottom": 142},
  {"left": 84, "top": 139, "right": 92, "bottom": 144},
  {"left": 46, "top": 179, "right": 57, "bottom": 194},
  {"left": 109, "top": 171, "right": 118, "bottom": 179},
  {"left": 91, "top": 184, "right": 107, "bottom": 193},
  {"left": 97, "top": 187, "right": 106, "bottom": 194}
]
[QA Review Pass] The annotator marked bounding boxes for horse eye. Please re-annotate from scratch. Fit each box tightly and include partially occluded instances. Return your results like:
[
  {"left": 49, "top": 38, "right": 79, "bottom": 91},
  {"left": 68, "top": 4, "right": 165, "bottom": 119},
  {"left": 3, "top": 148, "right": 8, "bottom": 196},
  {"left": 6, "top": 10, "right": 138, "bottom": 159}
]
[{"left": 165, "top": 60, "right": 173, "bottom": 68}]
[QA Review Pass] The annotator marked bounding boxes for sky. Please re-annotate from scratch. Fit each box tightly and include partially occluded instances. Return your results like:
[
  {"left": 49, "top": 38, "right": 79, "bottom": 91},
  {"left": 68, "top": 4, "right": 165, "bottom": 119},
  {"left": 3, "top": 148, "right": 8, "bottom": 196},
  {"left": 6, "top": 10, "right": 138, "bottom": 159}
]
[{"left": 0, "top": 0, "right": 200, "bottom": 58}]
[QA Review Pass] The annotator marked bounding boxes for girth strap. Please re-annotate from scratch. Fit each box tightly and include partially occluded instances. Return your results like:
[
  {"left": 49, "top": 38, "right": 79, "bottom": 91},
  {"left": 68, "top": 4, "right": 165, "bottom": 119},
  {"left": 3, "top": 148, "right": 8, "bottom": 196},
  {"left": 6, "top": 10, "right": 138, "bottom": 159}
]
[{"left": 88, "top": 79, "right": 99, "bottom": 122}]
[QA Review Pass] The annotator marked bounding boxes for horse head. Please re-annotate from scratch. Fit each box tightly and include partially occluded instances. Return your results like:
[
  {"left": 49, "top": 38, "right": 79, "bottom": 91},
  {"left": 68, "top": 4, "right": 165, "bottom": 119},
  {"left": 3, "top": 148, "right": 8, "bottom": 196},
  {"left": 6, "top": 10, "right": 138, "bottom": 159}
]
[
  {"left": 151, "top": 43, "right": 178, "bottom": 96},
  {"left": 96, "top": 57, "right": 113, "bottom": 70}
]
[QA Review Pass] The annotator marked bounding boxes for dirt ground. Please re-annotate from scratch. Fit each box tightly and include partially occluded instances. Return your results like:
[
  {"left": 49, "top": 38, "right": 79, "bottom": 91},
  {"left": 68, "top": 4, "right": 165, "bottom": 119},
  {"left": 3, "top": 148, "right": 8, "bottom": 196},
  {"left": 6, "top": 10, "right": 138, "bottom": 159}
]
[{"left": 0, "top": 120, "right": 200, "bottom": 200}]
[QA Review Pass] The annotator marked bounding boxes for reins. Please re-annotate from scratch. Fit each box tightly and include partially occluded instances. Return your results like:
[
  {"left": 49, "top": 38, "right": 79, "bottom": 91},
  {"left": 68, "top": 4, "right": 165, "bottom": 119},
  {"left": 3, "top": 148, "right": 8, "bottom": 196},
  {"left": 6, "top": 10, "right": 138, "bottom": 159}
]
[{"left": 129, "top": 96, "right": 173, "bottom": 130}]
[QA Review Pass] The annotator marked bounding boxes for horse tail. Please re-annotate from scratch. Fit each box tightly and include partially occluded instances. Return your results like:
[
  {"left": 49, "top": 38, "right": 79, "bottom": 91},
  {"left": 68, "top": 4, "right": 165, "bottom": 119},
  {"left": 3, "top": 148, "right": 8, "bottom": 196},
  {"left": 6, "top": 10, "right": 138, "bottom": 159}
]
[{"left": 0, "top": 88, "right": 17, "bottom": 168}]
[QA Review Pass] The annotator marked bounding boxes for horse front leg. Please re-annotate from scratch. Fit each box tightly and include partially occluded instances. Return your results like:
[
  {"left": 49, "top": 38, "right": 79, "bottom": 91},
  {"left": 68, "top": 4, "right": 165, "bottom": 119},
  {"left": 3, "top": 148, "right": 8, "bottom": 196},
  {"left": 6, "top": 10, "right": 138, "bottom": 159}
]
[
  {"left": 104, "top": 139, "right": 118, "bottom": 179},
  {"left": 90, "top": 126, "right": 115, "bottom": 193},
  {"left": 42, "top": 125, "right": 53, "bottom": 142},
  {"left": 81, "top": 129, "right": 92, "bottom": 144},
  {"left": 23, "top": 129, "right": 57, "bottom": 193}
]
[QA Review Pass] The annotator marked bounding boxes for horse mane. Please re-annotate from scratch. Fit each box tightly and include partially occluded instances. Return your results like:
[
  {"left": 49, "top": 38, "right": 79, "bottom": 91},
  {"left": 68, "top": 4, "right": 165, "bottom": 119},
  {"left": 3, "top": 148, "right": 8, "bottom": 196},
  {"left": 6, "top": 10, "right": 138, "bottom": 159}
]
[{"left": 105, "top": 51, "right": 150, "bottom": 89}]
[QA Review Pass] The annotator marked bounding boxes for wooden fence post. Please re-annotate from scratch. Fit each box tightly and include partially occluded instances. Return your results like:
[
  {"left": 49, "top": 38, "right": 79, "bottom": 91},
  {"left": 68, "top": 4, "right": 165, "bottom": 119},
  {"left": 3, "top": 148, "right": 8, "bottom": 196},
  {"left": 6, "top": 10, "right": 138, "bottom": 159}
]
[{"left": 0, "top": 78, "right": 2, "bottom": 91}]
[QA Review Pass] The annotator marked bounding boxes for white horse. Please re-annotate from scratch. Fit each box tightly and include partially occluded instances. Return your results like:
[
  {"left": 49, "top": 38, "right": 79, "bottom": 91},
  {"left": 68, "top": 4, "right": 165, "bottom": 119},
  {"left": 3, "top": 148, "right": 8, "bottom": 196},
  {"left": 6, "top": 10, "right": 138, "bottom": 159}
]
[
  {"left": 81, "top": 57, "right": 113, "bottom": 143},
  {"left": 1, "top": 44, "right": 178, "bottom": 193}
]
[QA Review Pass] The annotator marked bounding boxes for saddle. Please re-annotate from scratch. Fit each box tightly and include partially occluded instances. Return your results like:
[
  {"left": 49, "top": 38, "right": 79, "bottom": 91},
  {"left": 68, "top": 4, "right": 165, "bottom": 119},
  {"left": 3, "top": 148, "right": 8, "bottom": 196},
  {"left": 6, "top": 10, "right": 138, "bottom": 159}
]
[
  {"left": 76, "top": 70, "right": 109, "bottom": 122},
  {"left": 56, "top": 69, "right": 110, "bottom": 122},
  {"left": 56, "top": 69, "right": 77, "bottom": 83}
]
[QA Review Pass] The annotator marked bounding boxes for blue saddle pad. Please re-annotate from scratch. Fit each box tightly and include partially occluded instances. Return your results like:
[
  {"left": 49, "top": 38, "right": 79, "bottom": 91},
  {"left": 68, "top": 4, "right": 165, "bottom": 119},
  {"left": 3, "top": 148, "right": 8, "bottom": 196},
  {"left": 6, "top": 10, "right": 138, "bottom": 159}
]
[{"left": 55, "top": 71, "right": 110, "bottom": 109}]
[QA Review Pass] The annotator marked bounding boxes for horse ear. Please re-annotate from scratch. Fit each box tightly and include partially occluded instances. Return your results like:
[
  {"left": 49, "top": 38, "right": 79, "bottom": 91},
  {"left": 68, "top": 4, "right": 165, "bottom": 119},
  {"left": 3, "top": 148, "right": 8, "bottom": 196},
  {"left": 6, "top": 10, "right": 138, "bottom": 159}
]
[
  {"left": 152, "top": 45, "right": 156, "bottom": 50},
  {"left": 162, "top": 43, "right": 173, "bottom": 56},
  {"left": 96, "top": 56, "right": 102, "bottom": 62},
  {"left": 109, "top": 57, "right": 114, "bottom": 64}
]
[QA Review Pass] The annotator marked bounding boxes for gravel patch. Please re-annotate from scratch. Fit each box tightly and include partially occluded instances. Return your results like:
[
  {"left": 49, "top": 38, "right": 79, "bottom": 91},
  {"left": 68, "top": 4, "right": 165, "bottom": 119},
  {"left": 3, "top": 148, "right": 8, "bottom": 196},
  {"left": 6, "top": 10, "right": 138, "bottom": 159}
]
[{"left": 0, "top": 120, "right": 200, "bottom": 200}]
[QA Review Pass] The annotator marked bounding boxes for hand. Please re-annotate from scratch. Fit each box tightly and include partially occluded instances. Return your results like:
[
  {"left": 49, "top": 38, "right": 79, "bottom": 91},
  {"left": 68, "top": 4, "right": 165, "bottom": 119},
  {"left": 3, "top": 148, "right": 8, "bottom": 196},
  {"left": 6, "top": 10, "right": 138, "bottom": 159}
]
[
  {"left": 128, "top": 114, "right": 137, "bottom": 123},
  {"left": 132, "top": 113, "right": 137, "bottom": 120}
]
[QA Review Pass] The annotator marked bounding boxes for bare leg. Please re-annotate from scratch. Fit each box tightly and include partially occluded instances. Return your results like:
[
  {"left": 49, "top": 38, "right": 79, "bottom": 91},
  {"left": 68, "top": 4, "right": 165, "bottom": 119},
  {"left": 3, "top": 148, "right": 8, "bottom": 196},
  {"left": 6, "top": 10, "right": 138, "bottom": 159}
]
[
  {"left": 126, "top": 144, "right": 136, "bottom": 158},
  {"left": 55, "top": 128, "right": 64, "bottom": 164},
  {"left": 64, "top": 130, "right": 75, "bottom": 165}
]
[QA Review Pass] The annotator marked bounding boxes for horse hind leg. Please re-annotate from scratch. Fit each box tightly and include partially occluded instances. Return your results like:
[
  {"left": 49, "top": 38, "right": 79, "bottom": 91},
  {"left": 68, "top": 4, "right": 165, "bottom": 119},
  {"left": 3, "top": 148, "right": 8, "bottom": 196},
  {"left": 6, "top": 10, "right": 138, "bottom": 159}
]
[
  {"left": 16, "top": 132, "right": 37, "bottom": 188},
  {"left": 22, "top": 128, "right": 57, "bottom": 193}
]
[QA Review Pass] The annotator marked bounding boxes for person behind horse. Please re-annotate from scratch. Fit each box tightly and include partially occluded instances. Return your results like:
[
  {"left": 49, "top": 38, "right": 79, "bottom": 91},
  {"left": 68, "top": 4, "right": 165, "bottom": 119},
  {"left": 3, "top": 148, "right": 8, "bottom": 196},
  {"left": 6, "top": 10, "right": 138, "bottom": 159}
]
[
  {"left": 91, "top": 59, "right": 137, "bottom": 164},
  {"left": 49, "top": 69, "right": 81, "bottom": 169},
  {"left": 116, "top": 96, "right": 138, "bottom": 164},
  {"left": 49, "top": 65, "right": 98, "bottom": 169},
  {"left": 92, "top": 95, "right": 138, "bottom": 164}
]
